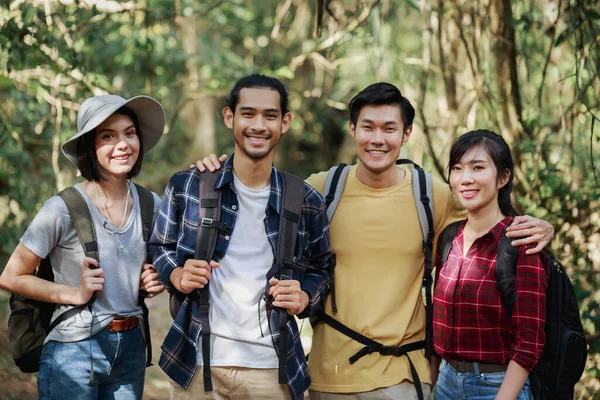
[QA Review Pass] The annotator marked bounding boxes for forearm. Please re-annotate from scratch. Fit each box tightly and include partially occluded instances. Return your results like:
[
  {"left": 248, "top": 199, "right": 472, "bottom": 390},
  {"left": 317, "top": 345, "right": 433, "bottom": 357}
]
[
  {"left": 1, "top": 273, "right": 81, "bottom": 305},
  {"left": 496, "top": 360, "right": 529, "bottom": 400},
  {"left": 0, "top": 244, "right": 82, "bottom": 305}
]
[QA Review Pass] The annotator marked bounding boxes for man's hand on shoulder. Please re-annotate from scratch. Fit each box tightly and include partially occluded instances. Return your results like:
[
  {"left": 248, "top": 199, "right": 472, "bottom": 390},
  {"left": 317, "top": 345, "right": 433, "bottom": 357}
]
[
  {"left": 506, "top": 215, "right": 554, "bottom": 254},
  {"left": 189, "top": 154, "right": 228, "bottom": 171}
]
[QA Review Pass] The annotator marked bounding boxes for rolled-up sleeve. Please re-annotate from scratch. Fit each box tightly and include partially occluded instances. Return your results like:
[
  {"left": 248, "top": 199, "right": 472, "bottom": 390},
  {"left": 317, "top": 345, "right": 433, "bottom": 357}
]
[
  {"left": 149, "top": 177, "right": 183, "bottom": 291},
  {"left": 297, "top": 185, "right": 332, "bottom": 318},
  {"left": 510, "top": 246, "right": 548, "bottom": 371}
]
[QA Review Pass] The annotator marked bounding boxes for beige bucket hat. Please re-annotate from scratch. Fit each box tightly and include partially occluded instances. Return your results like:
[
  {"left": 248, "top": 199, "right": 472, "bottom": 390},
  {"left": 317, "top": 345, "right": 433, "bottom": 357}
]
[{"left": 61, "top": 95, "right": 165, "bottom": 167}]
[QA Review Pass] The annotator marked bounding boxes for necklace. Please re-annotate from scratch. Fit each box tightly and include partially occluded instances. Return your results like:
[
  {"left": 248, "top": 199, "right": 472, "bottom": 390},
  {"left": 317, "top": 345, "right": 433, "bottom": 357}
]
[
  {"left": 93, "top": 180, "right": 132, "bottom": 254},
  {"left": 93, "top": 180, "right": 131, "bottom": 230}
]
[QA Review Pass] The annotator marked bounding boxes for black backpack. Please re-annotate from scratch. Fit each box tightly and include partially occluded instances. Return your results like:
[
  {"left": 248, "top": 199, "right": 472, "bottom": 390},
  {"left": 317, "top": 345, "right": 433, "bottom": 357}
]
[
  {"left": 167, "top": 170, "right": 306, "bottom": 392},
  {"left": 438, "top": 221, "right": 587, "bottom": 400},
  {"left": 8, "top": 184, "right": 155, "bottom": 373}
]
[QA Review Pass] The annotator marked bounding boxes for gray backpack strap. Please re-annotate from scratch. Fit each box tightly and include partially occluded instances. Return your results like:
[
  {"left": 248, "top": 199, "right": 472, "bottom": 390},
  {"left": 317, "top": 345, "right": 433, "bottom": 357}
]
[
  {"left": 397, "top": 158, "right": 435, "bottom": 359},
  {"left": 409, "top": 165, "right": 434, "bottom": 359},
  {"left": 410, "top": 168, "right": 434, "bottom": 244},
  {"left": 58, "top": 187, "right": 99, "bottom": 261},
  {"left": 324, "top": 164, "right": 351, "bottom": 221}
]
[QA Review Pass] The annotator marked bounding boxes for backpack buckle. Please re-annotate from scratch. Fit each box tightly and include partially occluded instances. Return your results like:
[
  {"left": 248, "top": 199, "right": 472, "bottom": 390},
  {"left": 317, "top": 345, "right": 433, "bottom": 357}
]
[{"left": 200, "top": 218, "right": 214, "bottom": 228}]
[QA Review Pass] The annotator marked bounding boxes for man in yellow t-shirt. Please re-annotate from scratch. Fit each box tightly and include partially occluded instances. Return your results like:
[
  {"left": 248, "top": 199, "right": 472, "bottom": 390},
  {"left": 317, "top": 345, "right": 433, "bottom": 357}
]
[{"left": 195, "top": 82, "right": 554, "bottom": 400}]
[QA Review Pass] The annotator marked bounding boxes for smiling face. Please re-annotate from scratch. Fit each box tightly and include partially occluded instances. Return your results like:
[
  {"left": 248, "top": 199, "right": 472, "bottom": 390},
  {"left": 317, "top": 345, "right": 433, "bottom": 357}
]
[
  {"left": 350, "top": 104, "right": 411, "bottom": 176},
  {"left": 449, "top": 145, "right": 510, "bottom": 215},
  {"left": 94, "top": 113, "right": 140, "bottom": 179},
  {"left": 224, "top": 87, "right": 291, "bottom": 162}
]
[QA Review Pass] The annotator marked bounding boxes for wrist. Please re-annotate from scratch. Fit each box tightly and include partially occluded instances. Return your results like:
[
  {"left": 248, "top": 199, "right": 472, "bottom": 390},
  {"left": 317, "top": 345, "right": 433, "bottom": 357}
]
[
  {"left": 66, "top": 286, "right": 85, "bottom": 305},
  {"left": 300, "top": 290, "right": 310, "bottom": 311},
  {"left": 170, "top": 267, "right": 184, "bottom": 292}
]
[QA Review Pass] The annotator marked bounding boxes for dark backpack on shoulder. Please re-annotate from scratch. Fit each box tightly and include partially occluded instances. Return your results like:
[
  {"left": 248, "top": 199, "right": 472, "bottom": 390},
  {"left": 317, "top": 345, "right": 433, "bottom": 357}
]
[
  {"left": 8, "top": 184, "right": 155, "bottom": 373},
  {"left": 438, "top": 221, "right": 587, "bottom": 400},
  {"left": 167, "top": 170, "right": 306, "bottom": 392}
]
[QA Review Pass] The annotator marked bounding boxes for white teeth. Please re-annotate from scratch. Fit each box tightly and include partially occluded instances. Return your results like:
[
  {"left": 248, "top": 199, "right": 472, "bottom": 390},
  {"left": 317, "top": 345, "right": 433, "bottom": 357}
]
[
  {"left": 368, "top": 150, "right": 386, "bottom": 155},
  {"left": 248, "top": 137, "right": 266, "bottom": 143},
  {"left": 463, "top": 191, "right": 478, "bottom": 195}
]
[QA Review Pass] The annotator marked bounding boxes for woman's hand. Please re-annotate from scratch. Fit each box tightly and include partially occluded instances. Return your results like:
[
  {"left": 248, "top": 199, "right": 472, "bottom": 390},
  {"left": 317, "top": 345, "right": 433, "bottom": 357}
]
[
  {"left": 74, "top": 257, "right": 104, "bottom": 305},
  {"left": 139, "top": 263, "right": 165, "bottom": 298}
]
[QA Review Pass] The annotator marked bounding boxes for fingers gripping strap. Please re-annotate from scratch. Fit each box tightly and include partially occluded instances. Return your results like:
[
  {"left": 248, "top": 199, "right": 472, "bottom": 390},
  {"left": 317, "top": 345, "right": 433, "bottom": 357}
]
[
  {"left": 324, "top": 164, "right": 350, "bottom": 221},
  {"left": 275, "top": 172, "right": 304, "bottom": 384},
  {"left": 195, "top": 171, "right": 222, "bottom": 392}
]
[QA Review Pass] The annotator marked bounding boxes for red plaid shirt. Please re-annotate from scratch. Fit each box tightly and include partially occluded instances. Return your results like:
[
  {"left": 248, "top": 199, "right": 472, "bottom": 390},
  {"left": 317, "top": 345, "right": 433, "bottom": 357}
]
[{"left": 433, "top": 216, "right": 547, "bottom": 371}]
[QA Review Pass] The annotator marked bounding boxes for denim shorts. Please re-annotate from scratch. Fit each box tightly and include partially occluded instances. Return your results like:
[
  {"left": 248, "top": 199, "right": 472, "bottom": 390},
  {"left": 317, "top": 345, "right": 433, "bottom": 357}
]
[
  {"left": 37, "top": 326, "right": 146, "bottom": 400},
  {"left": 434, "top": 359, "right": 533, "bottom": 400}
]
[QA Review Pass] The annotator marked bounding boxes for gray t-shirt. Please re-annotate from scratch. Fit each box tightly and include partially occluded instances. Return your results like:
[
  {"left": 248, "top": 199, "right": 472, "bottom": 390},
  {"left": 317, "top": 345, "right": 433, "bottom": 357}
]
[{"left": 20, "top": 183, "right": 160, "bottom": 343}]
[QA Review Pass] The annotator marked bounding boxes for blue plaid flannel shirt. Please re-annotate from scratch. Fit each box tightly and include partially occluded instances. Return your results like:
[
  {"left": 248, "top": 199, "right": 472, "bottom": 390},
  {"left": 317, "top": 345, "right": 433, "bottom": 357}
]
[{"left": 149, "top": 156, "right": 332, "bottom": 399}]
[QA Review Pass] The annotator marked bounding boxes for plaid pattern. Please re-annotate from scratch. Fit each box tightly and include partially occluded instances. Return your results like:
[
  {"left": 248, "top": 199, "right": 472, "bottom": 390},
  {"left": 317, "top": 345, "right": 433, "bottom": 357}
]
[
  {"left": 149, "top": 155, "right": 332, "bottom": 399},
  {"left": 433, "top": 216, "right": 547, "bottom": 371}
]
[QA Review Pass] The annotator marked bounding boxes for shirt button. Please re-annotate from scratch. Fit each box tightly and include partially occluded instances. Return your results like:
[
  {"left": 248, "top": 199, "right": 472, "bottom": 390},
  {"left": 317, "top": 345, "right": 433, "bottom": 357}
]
[
  {"left": 232, "top": 205, "right": 237, "bottom": 210},
  {"left": 225, "top": 235, "right": 230, "bottom": 240}
]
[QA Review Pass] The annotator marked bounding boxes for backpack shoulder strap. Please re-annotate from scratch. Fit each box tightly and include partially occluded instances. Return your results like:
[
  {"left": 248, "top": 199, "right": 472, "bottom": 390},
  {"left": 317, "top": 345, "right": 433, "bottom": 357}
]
[
  {"left": 496, "top": 228, "right": 519, "bottom": 317},
  {"left": 58, "top": 187, "right": 99, "bottom": 261},
  {"left": 132, "top": 183, "right": 155, "bottom": 367},
  {"left": 324, "top": 164, "right": 351, "bottom": 221},
  {"left": 49, "top": 187, "right": 98, "bottom": 332},
  {"left": 274, "top": 171, "right": 305, "bottom": 385},
  {"left": 133, "top": 183, "right": 154, "bottom": 243},
  {"left": 195, "top": 170, "right": 223, "bottom": 392},
  {"left": 438, "top": 221, "right": 463, "bottom": 268},
  {"left": 401, "top": 160, "right": 436, "bottom": 359},
  {"left": 276, "top": 172, "right": 305, "bottom": 269}
]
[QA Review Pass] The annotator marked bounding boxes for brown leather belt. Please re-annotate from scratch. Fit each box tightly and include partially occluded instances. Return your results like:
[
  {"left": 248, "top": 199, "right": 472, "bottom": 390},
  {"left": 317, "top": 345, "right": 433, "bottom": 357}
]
[
  {"left": 448, "top": 359, "right": 508, "bottom": 373},
  {"left": 106, "top": 316, "right": 139, "bottom": 332}
]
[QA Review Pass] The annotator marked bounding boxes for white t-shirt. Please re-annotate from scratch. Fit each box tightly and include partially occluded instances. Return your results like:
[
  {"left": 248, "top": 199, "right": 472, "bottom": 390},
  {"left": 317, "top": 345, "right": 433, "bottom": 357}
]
[{"left": 197, "top": 174, "right": 279, "bottom": 368}]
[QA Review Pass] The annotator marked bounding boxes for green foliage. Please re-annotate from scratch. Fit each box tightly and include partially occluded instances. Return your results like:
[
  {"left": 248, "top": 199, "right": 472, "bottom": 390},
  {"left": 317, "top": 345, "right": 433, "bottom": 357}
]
[{"left": 1, "top": 0, "right": 599, "bottom": 396}]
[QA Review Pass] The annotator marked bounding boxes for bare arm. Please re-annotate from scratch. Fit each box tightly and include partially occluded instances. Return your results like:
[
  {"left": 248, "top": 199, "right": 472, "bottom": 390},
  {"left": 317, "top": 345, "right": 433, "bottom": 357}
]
[
  {"left": 495, "top": 360, "right": 529, "bottom": 400},
  {"left": 0, "top": 243, "right": 103, "bottom": 305}
]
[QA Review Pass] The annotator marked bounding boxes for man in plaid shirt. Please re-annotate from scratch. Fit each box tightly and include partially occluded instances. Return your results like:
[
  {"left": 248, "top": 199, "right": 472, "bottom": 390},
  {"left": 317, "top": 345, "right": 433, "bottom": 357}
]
[{"left": 149, "top": 74, "right": 332, "bottom": 400}]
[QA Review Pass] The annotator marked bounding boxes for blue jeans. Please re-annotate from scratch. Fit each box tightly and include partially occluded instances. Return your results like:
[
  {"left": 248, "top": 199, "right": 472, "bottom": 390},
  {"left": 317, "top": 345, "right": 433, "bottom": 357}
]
[
  {"left": 434, "top": 359, "right": 533, "bottom": 400},
  {"left": 38, "top": 326, "right": 146, "bottom": 400}
]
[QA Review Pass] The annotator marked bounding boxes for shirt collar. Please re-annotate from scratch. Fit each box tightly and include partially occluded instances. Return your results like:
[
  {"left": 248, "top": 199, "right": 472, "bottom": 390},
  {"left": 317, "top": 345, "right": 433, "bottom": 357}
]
[
  {"left": 214, "top": 153, "right": 283, "bottom": 215},
  {"left": 488, "top": 215, "right": 514, "bottom": 241}
]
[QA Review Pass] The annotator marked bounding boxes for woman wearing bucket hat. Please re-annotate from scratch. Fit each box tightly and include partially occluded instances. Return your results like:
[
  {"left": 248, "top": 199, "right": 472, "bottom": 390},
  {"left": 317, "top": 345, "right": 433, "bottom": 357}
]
[{"left": 0, "top": 94, "right": 166, "bottom": 399}]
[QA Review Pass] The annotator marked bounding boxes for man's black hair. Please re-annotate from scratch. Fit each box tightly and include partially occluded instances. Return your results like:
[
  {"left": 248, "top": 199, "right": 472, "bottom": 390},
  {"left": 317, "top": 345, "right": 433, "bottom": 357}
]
[
  {"left": 222, "top": 74, "right": 289, "bottom": 115},
  {"left": 348, "top": 82, "right": 415, "bottom": 128}
]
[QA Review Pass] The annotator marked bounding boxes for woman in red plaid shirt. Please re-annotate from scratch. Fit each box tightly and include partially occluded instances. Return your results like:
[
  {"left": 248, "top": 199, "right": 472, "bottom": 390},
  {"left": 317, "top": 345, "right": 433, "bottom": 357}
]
[{"left": 432, "top": 130, "right": 547, "bottom": 400}]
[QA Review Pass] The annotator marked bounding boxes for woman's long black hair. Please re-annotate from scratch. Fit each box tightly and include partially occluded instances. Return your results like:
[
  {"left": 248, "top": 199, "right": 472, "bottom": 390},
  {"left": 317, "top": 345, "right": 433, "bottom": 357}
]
[{"left": 448, "top": 129, "right": 518, "bottom": 217}]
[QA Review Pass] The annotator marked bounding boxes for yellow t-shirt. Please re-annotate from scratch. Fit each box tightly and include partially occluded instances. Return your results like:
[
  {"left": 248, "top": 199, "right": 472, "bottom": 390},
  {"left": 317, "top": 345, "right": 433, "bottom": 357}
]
[{"left": 306, "top": 164, "right": 461, "bottom": 393}]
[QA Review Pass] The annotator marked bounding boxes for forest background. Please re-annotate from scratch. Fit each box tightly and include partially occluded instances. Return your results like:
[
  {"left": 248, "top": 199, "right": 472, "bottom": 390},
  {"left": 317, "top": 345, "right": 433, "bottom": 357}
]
[{"left": 0, "top": 0, "right": 599, "bottom": 398}]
